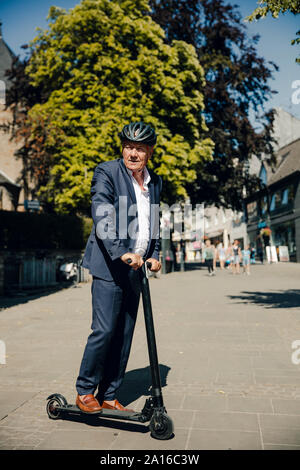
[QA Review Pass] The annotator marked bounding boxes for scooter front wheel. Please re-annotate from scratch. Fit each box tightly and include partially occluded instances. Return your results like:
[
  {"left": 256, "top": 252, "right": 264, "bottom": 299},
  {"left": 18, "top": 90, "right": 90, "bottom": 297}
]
[{"left": 149, "top": 412, "right": 174, "bottom": 440}]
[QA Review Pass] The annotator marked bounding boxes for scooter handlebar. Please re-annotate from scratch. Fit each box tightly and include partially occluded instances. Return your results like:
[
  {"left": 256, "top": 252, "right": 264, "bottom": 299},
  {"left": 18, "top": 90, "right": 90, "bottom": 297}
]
[{"left": 126, "top": 258, "right": 152, "bottom": 270}]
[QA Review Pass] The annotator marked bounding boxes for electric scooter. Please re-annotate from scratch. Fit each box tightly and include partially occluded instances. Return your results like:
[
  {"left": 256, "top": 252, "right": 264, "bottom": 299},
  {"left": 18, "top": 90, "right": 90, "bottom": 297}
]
[{"left": 46, "top": 261, "right": 174, "bottom": 440}]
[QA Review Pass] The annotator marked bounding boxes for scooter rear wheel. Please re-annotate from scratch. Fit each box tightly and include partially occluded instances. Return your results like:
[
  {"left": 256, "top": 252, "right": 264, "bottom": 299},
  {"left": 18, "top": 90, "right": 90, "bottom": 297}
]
[
  {"left": 149, "top": 412, "right": 174, "bottom": 440},
  {"left": 46, "top": 395, "right": 66, "bottom": 420}
]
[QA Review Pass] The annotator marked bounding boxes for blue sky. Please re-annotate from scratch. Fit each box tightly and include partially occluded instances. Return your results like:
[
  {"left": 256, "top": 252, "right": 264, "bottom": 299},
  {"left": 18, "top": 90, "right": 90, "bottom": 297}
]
[{"left": 0, "top": 0, "right": 299, "bottom": 119}]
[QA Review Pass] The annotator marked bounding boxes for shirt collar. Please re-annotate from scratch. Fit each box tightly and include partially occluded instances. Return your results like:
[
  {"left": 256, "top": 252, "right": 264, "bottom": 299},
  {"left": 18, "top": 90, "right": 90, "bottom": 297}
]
[{"left": 126, "top": 166, "right": 151, "bottom": 186}]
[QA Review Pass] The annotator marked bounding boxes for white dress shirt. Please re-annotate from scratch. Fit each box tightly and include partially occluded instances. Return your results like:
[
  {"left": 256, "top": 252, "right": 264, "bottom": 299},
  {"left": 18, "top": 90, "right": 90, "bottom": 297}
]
[{"left": 126, "top": 167, "right": 151, "bottom": 257}]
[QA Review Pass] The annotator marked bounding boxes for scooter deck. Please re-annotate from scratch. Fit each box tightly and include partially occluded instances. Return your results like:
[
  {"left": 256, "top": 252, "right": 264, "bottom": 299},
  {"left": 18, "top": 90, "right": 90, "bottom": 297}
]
[{"left": 57, "top": 404, "right": 144, "bottom": 422}]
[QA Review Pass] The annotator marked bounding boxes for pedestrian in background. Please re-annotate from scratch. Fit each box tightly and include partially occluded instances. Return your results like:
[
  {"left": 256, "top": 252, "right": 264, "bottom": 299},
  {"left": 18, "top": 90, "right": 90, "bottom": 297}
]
[
  {"left": 202, "top": 239, "right": 216, "bottom": 276},
  {"left": 218, "top": 242, "right": 226, "bottom": 270},
  {"left": 257, "top": 242, "right": 264, "bottom": 264},
  {"left": 250, "top": 245, "right": 256, "bottom": 264},
  {"left": 232, "top": 239, "right": 241, "bottom": 274},
  {"left": 242, "top": 245, "right": 251, "bottom": 275},
  {"left": 226, "top": 243, "right": 233, "bottom": 270}
]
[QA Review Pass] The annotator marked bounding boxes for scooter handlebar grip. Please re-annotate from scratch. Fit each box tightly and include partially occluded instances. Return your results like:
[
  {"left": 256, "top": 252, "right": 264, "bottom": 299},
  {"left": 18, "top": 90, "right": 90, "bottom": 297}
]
[{"left": 126, "top": 258, "right": 151, "bottom": 270}]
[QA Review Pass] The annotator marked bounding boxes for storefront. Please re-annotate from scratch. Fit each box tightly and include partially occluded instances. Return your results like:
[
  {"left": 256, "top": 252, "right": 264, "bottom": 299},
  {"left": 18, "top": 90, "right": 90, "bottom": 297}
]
[{"left": 271, "top": 219, "right": 296, "bottom": 262}]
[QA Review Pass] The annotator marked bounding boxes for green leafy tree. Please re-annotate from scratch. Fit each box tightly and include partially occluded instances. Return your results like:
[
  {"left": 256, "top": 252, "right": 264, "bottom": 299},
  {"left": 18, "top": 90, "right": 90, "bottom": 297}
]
[
  {"left": 24, "top": 0, "right": 213, "bottom": 213},
  {"left": 150, "top": 0, "right": 278, "bottom": 210},
  {"left": 246, "top": 0, "right": 300, "bottom": 63}
]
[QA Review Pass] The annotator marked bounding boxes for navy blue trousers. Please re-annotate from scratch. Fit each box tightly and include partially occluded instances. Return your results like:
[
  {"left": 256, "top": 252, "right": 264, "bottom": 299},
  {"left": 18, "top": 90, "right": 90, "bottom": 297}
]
[{"left": 76, "top": 270, "right": 140, "bottom": 400}]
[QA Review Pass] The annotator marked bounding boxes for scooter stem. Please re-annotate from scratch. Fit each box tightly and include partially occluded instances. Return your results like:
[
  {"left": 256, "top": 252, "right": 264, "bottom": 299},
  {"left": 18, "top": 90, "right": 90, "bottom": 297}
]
[{"left": 139, "top": 263, "right": 164, "bottom": 408}]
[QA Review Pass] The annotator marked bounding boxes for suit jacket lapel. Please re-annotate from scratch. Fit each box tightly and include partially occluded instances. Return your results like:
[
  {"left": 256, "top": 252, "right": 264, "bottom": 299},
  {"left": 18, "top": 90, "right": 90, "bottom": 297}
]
[
  {"left": 119, "top": 158, "right": 137, "bottom": 205},
  {"left": 147, "top": 175, "right": 158, "bottom": 255}
]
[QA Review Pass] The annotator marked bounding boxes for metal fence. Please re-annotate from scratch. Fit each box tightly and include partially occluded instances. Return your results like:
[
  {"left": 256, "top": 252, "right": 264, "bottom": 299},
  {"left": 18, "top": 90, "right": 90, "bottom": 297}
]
[{"left": 1, "top": 251, "right": 89, "bottom": 294}]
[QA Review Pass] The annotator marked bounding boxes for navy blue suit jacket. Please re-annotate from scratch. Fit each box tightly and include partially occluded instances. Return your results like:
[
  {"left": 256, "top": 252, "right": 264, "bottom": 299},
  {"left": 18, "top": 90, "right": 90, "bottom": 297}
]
[{"left": 81, "top": 158, "right": 162, "bottom": 282}]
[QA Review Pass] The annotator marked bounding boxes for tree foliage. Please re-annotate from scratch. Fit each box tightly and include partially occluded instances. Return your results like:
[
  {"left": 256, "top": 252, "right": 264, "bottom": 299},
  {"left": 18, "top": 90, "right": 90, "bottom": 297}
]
[
  {"left": 20, "top": 0, "right": 213, "bottom": 213},
  {"left": 246, "top": 0, "right": 300, "bottom": 64},
  {"left": 150, "top": 0, "right": 278, "bottom": 210}
]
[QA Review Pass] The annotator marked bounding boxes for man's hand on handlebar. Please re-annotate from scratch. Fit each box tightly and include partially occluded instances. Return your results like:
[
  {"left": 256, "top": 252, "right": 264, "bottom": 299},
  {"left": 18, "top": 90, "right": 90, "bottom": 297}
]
[
  {"left": 120, "top": 253, "right": 143, "bottom": 271},
  {"left": 146, "top": 258, "right": 161, "bottom": 272}
]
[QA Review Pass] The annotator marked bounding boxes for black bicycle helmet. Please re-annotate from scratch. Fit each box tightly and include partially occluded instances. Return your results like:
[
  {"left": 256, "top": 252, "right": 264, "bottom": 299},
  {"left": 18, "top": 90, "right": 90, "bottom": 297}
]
[{"left": 119, "top": 121, "right": 157, "bottom": 146}]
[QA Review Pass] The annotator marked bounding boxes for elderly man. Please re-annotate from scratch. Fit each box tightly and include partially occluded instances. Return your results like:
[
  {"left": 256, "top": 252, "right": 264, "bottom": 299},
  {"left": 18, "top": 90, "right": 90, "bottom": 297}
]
[{"left": 76, "top": 121, "right": 162, "bottom": 413}]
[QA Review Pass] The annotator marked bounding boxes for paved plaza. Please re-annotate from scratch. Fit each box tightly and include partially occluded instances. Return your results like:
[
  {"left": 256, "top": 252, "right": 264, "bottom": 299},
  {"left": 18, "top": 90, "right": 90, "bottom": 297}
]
[{"left": 1, "top": 262, "right": 300, "bottom": 450}]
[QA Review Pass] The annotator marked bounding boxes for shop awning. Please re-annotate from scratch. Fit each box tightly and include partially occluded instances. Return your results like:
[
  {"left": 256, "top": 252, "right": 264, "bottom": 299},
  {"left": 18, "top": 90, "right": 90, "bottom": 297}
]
[
  {"left": 0, "top": 169, "right": 21, "bottom": 188},
  {"left": 206, "top": 230, "right": 223, "bottom": 238}
]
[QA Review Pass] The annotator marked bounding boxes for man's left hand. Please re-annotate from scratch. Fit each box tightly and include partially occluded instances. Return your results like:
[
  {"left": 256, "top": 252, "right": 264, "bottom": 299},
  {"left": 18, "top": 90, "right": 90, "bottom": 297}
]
[{"left": 146, "top": 258, "right": 161, "bottom": 272}]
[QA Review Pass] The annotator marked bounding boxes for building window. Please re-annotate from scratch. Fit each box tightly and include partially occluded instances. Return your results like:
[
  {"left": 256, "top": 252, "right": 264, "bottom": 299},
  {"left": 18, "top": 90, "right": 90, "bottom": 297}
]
[
  {"left": 262, "top": 196, "right": 268, "bottom": 215},
  {"left": 247, "top": 201, "right": 257, "bottom": 220},
  {"left": 270, "top": 191, "right": 282, "bottom": 211},
  {"left": 270, "top": 184, "right": 296, "bottom": 211},
  {"left": 282, "top": 184, "right": 296, "bottom": 206},
  {"left": 258, "top": 196, "right": 268, "bottom": 216},
  {"left": 282, "top": 188, "right": 289, "bottom": 205}
]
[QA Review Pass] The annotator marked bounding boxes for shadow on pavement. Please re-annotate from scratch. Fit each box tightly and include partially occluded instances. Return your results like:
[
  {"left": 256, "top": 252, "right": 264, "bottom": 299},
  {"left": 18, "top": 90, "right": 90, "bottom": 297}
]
[
  {"left": 228, "top": 289, "right": 300, "bottom": 309},
  {"left": 60, "top": 412, "right": 149, "bottom": 434},
  {"left": 117, "top": 364, "right": 171, "bottom": 406},
  {"left": 58, "top": 364, "right": 171, "bottom": 434},
  {"left": 0, "top": 282, "right": 81, "bottom": 311}
]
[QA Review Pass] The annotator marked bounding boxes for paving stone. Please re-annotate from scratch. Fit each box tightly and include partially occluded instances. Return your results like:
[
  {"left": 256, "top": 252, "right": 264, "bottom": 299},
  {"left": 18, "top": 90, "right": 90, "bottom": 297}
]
[
  {"left": 35, "top": 429, "right": 119, "bottom": 450},
  {"left": 165, "top": 409, "right": 194, "bottom": 429},
  {"left": 187, "top": 429, "right": 262, "bottom": 450},
  {"left": 0, "top": 391, "right": 36, "bottom": 420},
  {"left": 272, "top": 399, "right": 300, "bottom": 415},
  {"left": 254, "top": 368, "right": 300, "bottom": 377},
  {"left": 193, "top": 411, "right": 259, "bottom": 431},
  {"left": 216, "top": 372, "right": 254, "bottom": 385},
  {"left": 110, "top": 428, "right": 188, "bottom": 450},
  {"left": 181, "top": 395, "right": 227, "bottom": 412},
  {"left": 259, "top": 413, "right": 300, "bottom": 430},
  {"left": 255, "top": 375, "right": 300, "bottom": 385},
  {"left": 261, "top": 428, "right": 300, "bottom": 447},
  {"left": 227, "top": 396, "right": 273, "bottom": 413},
  {"left": 160, "top": 394, "right": 185, "bottom": 410}
]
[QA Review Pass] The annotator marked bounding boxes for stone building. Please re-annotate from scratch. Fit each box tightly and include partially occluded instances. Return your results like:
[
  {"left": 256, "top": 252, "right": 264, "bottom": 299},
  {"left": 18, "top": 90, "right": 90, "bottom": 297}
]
[
  {"left": 0, "top": 21, "right": 24, "bottom": 211},
  {"left": 200, "top": 108, "right": 300, "bottom": 259},
  {"left": 245, "top": 137, "right": 300, "bottom": 262}
]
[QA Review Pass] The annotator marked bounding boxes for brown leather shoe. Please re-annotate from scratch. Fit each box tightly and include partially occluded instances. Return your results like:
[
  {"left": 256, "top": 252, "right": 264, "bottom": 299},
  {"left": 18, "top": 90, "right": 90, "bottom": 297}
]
[
  {"left": 102, "top": 399, "right": 134, "bottom": 412},
  {"left": 76, "top": 394, "right": 102, "bottom": 413}
]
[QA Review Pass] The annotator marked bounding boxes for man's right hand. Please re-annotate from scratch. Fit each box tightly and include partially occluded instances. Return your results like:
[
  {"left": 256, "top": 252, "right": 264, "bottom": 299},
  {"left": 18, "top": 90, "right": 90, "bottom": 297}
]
[{"left": 120, "top": 253, "right": 144, "bottom": 271}]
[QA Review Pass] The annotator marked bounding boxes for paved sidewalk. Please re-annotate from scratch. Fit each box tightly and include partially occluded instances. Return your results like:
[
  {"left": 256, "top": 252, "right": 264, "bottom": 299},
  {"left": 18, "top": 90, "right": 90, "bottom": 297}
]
[{"left": 1, "top": 262, "right": 300, "bottom": 450}]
